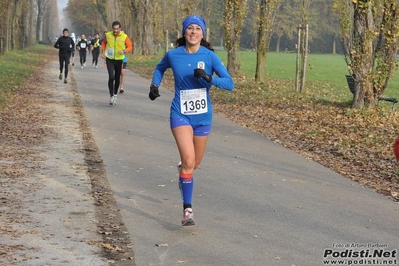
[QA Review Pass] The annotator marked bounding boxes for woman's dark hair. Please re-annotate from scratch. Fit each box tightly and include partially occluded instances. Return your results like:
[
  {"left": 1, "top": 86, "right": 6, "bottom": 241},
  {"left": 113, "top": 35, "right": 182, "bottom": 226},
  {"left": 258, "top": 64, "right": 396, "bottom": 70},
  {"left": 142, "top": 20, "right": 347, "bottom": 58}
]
[{"left": 175, "top": 37, "right": 214, "bottom": 52}]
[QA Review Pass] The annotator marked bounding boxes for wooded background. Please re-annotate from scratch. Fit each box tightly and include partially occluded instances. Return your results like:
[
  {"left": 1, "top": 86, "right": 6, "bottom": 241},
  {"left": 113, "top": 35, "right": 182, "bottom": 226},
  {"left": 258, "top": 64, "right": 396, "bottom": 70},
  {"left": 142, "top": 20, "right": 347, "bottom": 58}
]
[
  {"left": 1, "top": 0, "right": 399, "bottom": 109},
  {"left": 0, "top": 0, "right": 341, "bottom": 53}
]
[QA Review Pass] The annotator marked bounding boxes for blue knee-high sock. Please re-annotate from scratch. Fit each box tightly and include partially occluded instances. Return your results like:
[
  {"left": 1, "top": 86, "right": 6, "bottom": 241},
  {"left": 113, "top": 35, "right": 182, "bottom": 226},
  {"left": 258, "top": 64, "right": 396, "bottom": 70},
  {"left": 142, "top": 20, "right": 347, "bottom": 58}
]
[{"left": 179, "top": 173, "right": 194, "bottom": 209}]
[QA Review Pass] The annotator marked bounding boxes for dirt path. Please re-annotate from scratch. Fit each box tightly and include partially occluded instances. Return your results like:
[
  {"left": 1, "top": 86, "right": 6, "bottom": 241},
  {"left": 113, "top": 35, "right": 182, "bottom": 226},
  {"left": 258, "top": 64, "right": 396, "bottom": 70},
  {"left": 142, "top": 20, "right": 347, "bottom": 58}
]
[{"left": 0, "top": 56, "right": 134, "bottom": 265}]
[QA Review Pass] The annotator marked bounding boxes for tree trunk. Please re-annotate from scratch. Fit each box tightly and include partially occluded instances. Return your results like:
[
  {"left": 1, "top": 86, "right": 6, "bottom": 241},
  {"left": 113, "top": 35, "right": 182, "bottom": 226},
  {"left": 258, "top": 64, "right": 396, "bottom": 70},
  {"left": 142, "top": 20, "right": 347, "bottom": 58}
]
[
  {"left": 275, "top": 35, "right": 281, "bottom": 52},
  {"left": 223, "top": 0, "right": 248, "bottom": 75},
  {"left": 106, "top": 0, "right": 118, "bottom": 23},
  {"left": 254, "top": 0, "right": 279, "bottom": 82},
  {"left": 373, "top": 0, "right": 399, "bottom": 97},
  {"left": 299, "top": 24, "right": 309, "bottom": 92},
  {"left": 332, "top": 36, "right": 336, "bottom": 54},
  {"left": 351, "top": 3, "right": 375, "bottom": 109},
  {"left": 255, "top": 0, "right": 268, "bottom": 82},
  {"left": 227, "top": 46, "right": 238, "bottom": 74},
  {"left": 29, "top": 0, "right": 36, "bottom": 45},
  {"left": 36, "top": 0, "right": 44, "bottom": 43},
  {"left": 11, "top": 0, "right": 18, "bottom": 49},
  {"left": 141, "top": 0, "right": 152, "bottom": 55},
  {"left": 20, "top": 1, "right": 29, "bottom": 48},
  {"left": 295, "top": 25, "right": 301, "bottom": 92},
  {"left": 298, "top": 0, "right": 310, "bottom": 93},
  {"left": 335, "top": 0, "right": 399, "bottom": 109}
]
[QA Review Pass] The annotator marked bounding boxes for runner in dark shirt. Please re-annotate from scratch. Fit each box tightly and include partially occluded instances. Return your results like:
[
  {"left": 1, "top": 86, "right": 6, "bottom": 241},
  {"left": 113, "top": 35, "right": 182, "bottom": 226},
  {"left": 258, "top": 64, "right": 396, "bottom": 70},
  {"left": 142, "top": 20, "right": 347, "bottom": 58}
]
[
  {"left": 76, "top": 34, "right": 90, "bottom": 69},
  {"left": 90, "top": 33, "right": 101, "bottom": 68},
  {"left": 54, "top": 28, "right": 75, "bottom": 83}
]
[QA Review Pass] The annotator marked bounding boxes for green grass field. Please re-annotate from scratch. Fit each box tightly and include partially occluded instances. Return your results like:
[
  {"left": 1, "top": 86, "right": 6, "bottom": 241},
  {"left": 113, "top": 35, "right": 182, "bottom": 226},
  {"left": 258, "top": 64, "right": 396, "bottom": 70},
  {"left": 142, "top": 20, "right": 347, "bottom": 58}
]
[
  {"left": 218, "top": 51, "right": 399, "bottom": 99},
  {"left": 0, "top": 45, "right": 50, "bottom": 108},
  {"left": 131, "top": 50, "right": 399, "bottom": 105}
]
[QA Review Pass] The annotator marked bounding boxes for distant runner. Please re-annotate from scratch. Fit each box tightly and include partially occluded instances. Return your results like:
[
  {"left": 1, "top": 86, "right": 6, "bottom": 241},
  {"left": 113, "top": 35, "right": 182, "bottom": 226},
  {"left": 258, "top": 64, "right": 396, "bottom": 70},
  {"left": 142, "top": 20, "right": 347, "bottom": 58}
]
[
  {"left": 101, "top": 21, "right": 133, "bottom": 106},
  {"left": 54, "top": 28, "right": 75, "bottom": 84}
]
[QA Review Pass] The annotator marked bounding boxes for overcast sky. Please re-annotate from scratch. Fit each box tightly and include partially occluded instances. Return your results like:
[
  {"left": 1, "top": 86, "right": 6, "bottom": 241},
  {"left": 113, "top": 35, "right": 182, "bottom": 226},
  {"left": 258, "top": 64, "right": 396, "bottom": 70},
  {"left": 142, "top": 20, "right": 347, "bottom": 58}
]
[
  {"left": 57, "top": 0, "right": 68, "bottom": 9},
  {"left": 57, "top": 0, "right": 68, "bottom": 19},
  {"left": 56, "top": 0, "right": 70, "bottom": 32}
]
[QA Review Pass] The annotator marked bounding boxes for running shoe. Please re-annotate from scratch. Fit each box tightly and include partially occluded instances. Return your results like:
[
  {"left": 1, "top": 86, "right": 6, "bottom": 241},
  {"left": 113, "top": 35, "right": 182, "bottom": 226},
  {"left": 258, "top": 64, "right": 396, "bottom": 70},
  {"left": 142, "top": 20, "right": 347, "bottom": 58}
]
[
  {"left": 113, "top": 95, "right": 117, "bottom": 105},
  {"left": 95, "top": 66, "right": 98, "bottom": 69},
  {"left": 182, "top": 208, "right": 195, "bottom": 226},
  {"left": 109, "top": 96, "right": 114, "bottom": 105},
  {"left": 72, "top": 63, "right": 74, "bottom": 66},
  {"left": 64, "top": 79, "right": 67, "bottom": 84},
  {"left": 59, "top": 73, "right": 62, "bottom": 80},
  {"left": 81, "top": 65, "right": 83, "bottom": 69},
  {"left": 119, "top": 88, "right": 124, "bottom": 93},
  {"left": 83, "top": 63, "right": 86, "bottom": 67}
]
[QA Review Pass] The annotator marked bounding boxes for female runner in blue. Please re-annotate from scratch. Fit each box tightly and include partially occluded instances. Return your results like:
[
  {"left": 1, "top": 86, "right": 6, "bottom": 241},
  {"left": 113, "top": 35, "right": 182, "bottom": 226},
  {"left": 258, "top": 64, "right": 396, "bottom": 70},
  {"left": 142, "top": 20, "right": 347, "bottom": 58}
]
[{"left": 149, "top": 15, "right": 234, "bottom": 226}]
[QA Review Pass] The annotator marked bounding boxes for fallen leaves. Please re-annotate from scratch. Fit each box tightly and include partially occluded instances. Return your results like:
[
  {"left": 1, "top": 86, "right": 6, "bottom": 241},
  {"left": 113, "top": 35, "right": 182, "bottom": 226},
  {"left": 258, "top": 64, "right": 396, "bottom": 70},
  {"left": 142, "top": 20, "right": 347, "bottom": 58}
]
[
  {"left": 210, "top": 80, "right": 399, "bottom": 202},
  {"left": 0, "top": 50, "right": 135, "bottom": 264},
  {"left": 155, "top": 243, "right": 168, "bottom": 247},
  {"left": 98, "top": 242, "right": 124, "bottom": 252},
  {"left": 132, "top": 65, "right": 399, "bottom": 202}
]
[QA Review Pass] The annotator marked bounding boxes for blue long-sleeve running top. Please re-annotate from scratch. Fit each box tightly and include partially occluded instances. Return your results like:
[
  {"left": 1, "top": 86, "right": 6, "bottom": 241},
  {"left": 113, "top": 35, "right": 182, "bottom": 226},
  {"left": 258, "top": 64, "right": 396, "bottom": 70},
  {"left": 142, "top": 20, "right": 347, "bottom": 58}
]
[{"left": 151, "top": 45, "right": 234, "bottom": 126}]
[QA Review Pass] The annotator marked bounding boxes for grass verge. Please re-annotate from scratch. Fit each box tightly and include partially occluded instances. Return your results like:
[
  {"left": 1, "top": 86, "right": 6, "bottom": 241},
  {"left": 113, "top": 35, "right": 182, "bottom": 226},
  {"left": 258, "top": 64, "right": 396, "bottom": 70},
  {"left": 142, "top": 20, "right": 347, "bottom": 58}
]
[{"left": 0, "top": 44, "right": 51, "bottom": 108}]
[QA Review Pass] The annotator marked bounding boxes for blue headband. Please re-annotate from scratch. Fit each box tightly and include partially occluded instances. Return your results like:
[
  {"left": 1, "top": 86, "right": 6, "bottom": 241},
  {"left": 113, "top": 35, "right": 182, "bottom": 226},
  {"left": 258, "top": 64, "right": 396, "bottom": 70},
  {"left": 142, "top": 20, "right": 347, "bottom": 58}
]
[{"left": 182, "top": 16, "right": 206, "bottom": 37}]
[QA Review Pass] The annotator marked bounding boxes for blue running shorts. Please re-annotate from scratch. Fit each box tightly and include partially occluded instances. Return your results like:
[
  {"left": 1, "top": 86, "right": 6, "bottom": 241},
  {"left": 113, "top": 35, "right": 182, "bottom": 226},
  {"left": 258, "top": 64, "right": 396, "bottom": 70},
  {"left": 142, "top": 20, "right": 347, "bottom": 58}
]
[{"left": 170, "top": 118, "right": 211, "bottom": 136}]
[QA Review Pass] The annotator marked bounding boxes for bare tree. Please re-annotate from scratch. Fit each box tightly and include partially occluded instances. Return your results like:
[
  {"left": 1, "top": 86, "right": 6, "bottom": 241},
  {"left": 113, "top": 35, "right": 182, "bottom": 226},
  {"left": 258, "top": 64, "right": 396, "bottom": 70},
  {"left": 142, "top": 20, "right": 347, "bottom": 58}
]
[
  {"left": 28, "top": 0, "right": 37, "bottom": 45},
  {"left": 41, "top": 0, "right": 58, "bottom": 43},
  {"left": 141, "top": 0, "right": 153, "bottom": 55},
  {"left": 35, "top": 0, "right": 45, "bottom": 42},
  {"left": 106, "top": 0, "right": 119, "bottom": 23},
  {"left": 0, "top": 0, "right": 57, "bottom": 52},
  {"left": 126, "top": 0, "right": 154, "bottom": 55},
  {"left": 10, "top": 0, "right": 34, "bottom": 49}
]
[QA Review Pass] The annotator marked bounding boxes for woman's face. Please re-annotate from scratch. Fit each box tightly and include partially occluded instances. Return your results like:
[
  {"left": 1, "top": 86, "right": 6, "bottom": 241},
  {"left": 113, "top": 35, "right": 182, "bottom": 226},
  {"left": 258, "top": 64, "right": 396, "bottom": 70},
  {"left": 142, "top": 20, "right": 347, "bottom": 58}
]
[{"left": 184, "top": 24, "right": 203, "bottom": 46}]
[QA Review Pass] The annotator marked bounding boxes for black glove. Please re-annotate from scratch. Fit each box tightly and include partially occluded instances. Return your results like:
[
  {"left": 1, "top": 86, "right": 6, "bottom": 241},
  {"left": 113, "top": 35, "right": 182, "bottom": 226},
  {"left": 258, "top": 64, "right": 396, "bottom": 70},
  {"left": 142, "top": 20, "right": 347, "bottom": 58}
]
[
  {"left": 194, "top": 68, "right": 212, "bottom": 83},
  {"left": 149, "top": 84, "right": 160, "bottom": 101}
]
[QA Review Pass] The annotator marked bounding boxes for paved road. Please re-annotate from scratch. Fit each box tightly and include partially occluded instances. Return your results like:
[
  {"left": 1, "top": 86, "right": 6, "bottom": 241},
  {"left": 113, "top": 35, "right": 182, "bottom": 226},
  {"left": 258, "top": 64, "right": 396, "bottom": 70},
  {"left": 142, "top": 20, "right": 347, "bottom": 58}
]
[{"left": 73, "top": 62, "right": 399, "bottom": 266}]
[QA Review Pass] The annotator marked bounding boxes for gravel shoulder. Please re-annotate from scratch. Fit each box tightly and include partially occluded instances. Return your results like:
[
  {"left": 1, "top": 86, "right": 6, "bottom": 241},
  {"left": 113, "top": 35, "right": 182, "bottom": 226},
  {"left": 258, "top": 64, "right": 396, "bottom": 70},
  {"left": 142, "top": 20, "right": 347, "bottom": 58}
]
[{"left": 0, "top": 56, "right": 134, "bottom": 265}]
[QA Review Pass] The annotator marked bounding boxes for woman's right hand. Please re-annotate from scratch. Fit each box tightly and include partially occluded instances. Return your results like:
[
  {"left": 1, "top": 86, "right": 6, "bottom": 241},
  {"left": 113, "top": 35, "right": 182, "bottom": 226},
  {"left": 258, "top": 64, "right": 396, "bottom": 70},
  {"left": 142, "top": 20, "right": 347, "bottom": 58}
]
[{"left": 149, "top": 84, "right": 160, "bottom": 101}]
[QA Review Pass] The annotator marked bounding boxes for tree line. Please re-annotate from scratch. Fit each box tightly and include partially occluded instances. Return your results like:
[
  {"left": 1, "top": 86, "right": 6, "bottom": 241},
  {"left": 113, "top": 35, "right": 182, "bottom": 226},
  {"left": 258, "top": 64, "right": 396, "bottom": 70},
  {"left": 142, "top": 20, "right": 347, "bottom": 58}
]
[
  {"left": 0, "top": 0, "right": 59, "bottom": 52},
  {"left": 2, "top": 0, "right": 399, "bottom": 109},
  {"left": 63, "top": 0, "right": 341, "bottom": 54}
]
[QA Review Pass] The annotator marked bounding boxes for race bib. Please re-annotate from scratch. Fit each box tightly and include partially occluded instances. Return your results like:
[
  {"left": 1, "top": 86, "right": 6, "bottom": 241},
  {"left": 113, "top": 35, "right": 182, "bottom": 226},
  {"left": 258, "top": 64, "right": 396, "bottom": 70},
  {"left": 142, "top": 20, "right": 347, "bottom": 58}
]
[
  {"left": 106, "top": 48, "right": 114, "bottom": 57},
  {"left": 180, "top": 88, "right": 207, "bottom": 115},
  {"left": 80, "top": 43, "right": 87, "bottom": 48}
]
